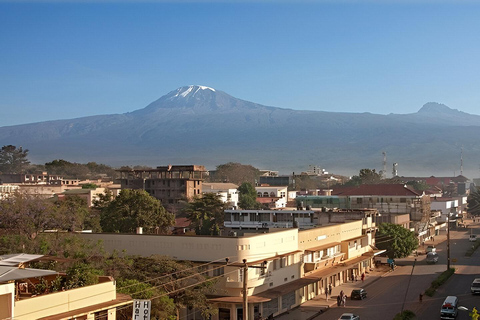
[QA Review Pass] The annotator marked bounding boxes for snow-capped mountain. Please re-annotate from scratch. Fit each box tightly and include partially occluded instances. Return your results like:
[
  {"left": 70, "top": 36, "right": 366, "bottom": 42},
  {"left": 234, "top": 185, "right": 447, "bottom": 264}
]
[{"left": 1, "top": 86, "right": 480, "bottom": 177}]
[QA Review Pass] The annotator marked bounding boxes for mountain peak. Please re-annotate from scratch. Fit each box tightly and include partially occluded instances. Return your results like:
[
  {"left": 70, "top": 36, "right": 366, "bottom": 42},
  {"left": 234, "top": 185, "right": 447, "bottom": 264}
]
[
  {"left": 169, "top": 85, "right": 216, "bottom": 99},
  {"left": 418, "top": 102, "right": 459, "bottom": 114}
]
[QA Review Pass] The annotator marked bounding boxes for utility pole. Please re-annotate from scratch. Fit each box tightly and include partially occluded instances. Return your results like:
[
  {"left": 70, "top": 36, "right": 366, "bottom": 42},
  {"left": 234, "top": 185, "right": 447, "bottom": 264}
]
[
  {"left": 243, "top": 259, "right": 248, "bottom": 320},
  {"left": 241, "top": 259, "right": 267, "bottom": 320},
  {"left": 447, "top": 213, "right": 451, "bottom": 270}
]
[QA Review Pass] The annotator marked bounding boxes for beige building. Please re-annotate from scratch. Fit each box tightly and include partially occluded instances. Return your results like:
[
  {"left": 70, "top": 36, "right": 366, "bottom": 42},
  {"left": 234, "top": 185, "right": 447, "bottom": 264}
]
[
  {"left": 0, "top": 254, "right": 132, "bottom": 320},
  {"left": 118, "top": 165, "right": 207, "bottom": 205},
  {"left": 80, "top": 219, "right": 377, "bottom": 320}
]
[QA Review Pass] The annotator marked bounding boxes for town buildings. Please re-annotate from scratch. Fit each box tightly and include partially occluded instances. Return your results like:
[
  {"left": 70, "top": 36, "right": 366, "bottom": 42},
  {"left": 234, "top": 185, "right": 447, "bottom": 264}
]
[
  {"left": 203, "top": 182, "right": 239, "bottom": 209},
  {"left": 118, "top": 165, "right": 207, "bottom": 205},
  {"left": 80, "top": 212, "right": 379, "bottom": 320}
]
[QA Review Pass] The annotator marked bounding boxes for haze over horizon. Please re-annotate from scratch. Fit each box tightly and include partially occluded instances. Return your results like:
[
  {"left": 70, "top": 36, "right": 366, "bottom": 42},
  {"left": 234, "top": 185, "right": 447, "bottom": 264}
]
[{"left": 2, "top": 1, "right": 480, "bottom": 127}]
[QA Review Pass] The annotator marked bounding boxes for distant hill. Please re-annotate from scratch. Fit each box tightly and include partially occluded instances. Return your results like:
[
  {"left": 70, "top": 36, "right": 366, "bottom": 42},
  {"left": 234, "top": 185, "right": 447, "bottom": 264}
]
[{"left": 1, "top": 85, "right": 479, "bottom": 178}]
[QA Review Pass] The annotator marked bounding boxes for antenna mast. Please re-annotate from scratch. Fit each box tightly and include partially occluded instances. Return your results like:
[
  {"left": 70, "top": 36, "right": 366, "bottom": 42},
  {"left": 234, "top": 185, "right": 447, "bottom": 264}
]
[
  {"left": 382, "top": 151, "right": 387, "bottom": 178},
  {"left": 460, "top": 146, "right": 464, "bottom": 176}
]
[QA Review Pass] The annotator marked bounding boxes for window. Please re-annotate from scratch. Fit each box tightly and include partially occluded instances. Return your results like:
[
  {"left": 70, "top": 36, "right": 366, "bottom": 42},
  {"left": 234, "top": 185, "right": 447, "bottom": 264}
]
[
  {"left": 356, "top": 198, "right": 363, "bottom": 204},
  {"left": 213, "top": 266, "right": 224, "bottom": 276}
]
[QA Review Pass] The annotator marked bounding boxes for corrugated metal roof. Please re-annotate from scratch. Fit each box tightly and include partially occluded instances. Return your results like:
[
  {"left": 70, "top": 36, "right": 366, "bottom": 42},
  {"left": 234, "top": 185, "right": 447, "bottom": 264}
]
[
  {"left": 0, "top": 253, "right": 44, "bottom": 266},
  {"left": 0, "top": 266, "right": 58, "bottom": 282}
]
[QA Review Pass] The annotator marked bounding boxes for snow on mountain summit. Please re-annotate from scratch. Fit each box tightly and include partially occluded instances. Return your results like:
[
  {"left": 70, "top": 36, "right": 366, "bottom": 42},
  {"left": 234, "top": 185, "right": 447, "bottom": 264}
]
[{"left": 170, "top": 85, "right": 216, "bottom": 99}]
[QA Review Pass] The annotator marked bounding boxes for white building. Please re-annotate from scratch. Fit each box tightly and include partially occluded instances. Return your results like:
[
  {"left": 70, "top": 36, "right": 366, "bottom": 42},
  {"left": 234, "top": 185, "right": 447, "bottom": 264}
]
[
  {"left": 203, "top": 182, "right": 239, "bottom": 209},
  {"left": 256, "top": 186, "right": 288, "bottom": 208}
]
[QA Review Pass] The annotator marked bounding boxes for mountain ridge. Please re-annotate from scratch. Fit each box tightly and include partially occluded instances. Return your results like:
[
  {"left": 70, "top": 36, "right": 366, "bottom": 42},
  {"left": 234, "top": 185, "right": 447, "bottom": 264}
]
[{"left": 1, "top": 86, "right": 479, "bottom": 178}]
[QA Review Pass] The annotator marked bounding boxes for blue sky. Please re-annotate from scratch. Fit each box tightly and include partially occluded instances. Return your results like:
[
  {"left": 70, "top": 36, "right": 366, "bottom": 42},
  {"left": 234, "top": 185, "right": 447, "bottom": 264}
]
[{"left": 1, "top": 1, "right": 480, "bottom": 127}]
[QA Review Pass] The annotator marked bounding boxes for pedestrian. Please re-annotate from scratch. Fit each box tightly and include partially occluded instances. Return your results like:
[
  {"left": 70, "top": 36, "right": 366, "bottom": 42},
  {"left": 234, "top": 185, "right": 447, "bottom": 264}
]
[
  {"left": 340, "top": 290, "right": 344, "bottom": 299},
  {"left": 342, "top": 294, "right": 347, "bottom": 307},
  {"left": 361, "top": 273, "right": 365, "bottom": 282},
  {"left": 419, "top": 293, "right": 423, "bottom": 302},
  {"left": 325, "top": 289, "right": 328, "bottom": 301},
  {"left": 329, "top": 283, "right": 332, "bottom": 296},
  {"left": 337, "top": 295, "right": 341, "bottom": 306}
]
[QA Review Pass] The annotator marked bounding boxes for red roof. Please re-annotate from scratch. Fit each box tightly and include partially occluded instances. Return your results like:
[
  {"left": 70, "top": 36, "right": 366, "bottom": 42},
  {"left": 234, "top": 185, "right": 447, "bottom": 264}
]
[
  {"left": 257, "top": 197, "right": 280, "bottom": 204},
  {"left": 332, "top": 184, "right": 421, "bottom": 196}
]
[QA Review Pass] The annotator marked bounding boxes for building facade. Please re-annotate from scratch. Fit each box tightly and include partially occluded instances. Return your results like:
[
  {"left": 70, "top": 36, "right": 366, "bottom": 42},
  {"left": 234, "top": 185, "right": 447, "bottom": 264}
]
[
  {"left": 80, "top": 219, "right": 377, "bottom": 320},
  {"left": 118, "top": 165, "right": 207, "bottom": 204}
]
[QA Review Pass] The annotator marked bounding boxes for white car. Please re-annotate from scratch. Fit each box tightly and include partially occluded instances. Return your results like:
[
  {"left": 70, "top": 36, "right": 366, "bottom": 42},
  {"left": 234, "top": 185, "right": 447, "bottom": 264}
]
[
  {"left": 469, "top": 234, "right": 477, "bottom": 242},
  {"left": 338, "top": 313, "right": 360, "bottom": 320}
]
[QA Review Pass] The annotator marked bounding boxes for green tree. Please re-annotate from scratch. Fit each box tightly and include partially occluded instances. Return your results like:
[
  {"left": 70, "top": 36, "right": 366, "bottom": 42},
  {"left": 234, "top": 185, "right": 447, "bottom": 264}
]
[
  {"left": 238, "top": 182, "right": 262, "bottom": 210},
  {"left": 345, "top": 168, "right": 382, "bottom": 186},
  {"left": 99, "top": 189, "right": 174, "bottom": 234},
  {"left": 468, "top": 188, "right": 480, "bottom": 217},
  {"left": 0, "top": 193, "right": 57, "bottom": 240},
  {"left": 55, "top": 196, "right": 100, "bottom": 232},
  {"left": 183, "top": 193, "right": 226, "bottom": 235},
  {"left": 121, "top": 255, "right": 217, "bottom": 320},
  {"left": 0, "top": 145, "right": 30, "bottom": 173},
  {"left": 376, "top": 223, "right": 419, "bottom": 258},
  {"left": 212, "top": 162, "right": 260, "bottom": 185}
]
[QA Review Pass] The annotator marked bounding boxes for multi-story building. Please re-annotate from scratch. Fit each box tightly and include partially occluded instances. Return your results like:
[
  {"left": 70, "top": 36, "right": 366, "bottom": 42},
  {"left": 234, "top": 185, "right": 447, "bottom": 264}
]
[
  {"left": 203, "top": 182, "right": 239, "bottom": 209},
  {"left": 118, "top": 165, "right": 207, "bottom": 204},
  {"left": 80, "top": 219, "right": 377, "bottom": 320},
  {"left": 0, "top": 172, "right": 63, "bottom": 185},
  {"left": 255, "top": 186, "right": 288, "bottom": 208}
]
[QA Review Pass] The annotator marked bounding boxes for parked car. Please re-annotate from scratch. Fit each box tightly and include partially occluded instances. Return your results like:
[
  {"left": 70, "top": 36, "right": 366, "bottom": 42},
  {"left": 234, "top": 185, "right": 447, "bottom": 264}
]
[
  {"left": 469, "top": 234, "right": 477, "bottom": 242},
  {"left": 426, "top": 252, "right": 439, "bottom": 264},
  {"left": 471, "top": 278, "right": 480, "bottom": 294},
  {"left": 350, "top": 288, "right": 367, "bottom": 300},
  {"left": 426, "top": 245, "right": 436, "bottom": 253},
  {"left": 338, "top": 313, "right": 360, "bottom": 320}
]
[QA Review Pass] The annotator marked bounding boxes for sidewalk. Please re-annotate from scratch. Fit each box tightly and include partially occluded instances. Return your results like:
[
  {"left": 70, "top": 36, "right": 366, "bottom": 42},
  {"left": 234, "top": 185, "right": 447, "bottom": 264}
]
[{"left": 273, "top": 265, "right": 392, "bottom": 320}]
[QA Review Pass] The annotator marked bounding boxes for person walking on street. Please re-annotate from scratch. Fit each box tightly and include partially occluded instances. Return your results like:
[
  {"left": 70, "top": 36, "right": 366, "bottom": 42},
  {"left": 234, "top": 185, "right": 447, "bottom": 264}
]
[
  {"left": 328, "top": 283, "right": 332, "bottom": 296},
  {"left": 325, "top": 289, "right": 329, "bottom": 301},
  {"left": 361, "top": 272, "right": 365, "bottom": 282},
  {"left": 342, "top": 294, "right": 347, "bottom": 307}
]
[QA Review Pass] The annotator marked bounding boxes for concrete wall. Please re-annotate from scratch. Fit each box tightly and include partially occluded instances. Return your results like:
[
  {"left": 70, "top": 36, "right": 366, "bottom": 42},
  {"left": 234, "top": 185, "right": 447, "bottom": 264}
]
[
  {"left": 0, "top": 283, "right": 14, "bottom": 320},
  {"left": 80, "top": 229, "right": 299, "bottom": 263},
  {"left": 297, "top": 220, "right": 363, "bottom": 252},
  {"left": 14, "top": 281, "right": 116, "bottom": 320}
]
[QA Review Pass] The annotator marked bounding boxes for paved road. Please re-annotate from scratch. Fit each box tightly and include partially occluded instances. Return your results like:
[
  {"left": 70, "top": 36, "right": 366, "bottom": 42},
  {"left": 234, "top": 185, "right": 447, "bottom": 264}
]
[{"left": 313, "top": 223, "right": 480, "bottom": 320}]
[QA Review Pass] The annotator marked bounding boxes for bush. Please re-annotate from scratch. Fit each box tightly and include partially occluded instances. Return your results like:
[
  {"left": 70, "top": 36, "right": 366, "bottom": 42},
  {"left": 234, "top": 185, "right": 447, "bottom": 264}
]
[
  {"left": 393, "top": 310, "right": 416, "bottom": 320},
  {"left": 425, "top": 268, "right": 455, "bottom": 296},
  {"left": 466, "top": 240, "right": 480, "bottom": 257}
]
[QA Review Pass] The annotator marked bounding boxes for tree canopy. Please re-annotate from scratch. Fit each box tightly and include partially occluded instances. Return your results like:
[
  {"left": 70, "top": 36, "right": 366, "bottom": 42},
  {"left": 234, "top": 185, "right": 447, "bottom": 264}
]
[
  {"left": 183, "top": 193, "right": 226, "bottom": 235},
  {"left": 211, "top": 162, "right": 260, "bottom": 185},
  {"left": 468, "top": 187, "right": 480, "bottom": 216},
  {"left": 375, "top": 223, "right": 419, "bottom": 258},
  {"left": 44, "top": 159, "right": 117, "bottom": 179},
  {"left": 344, "top": 168, "right": 383, "bottom": 186},
  {"left": 97, "top": 189, "right": 174, "bottom": 234},
  {"left": 238, "top": 182, "right": 262, "bottom": 210},
  {"left": 0, "top": 145, "right": 30, "bottom": 173}
]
